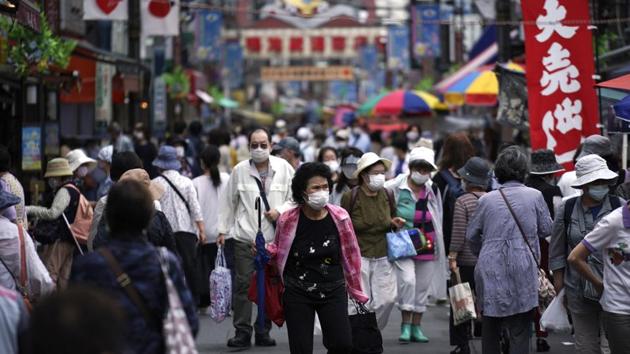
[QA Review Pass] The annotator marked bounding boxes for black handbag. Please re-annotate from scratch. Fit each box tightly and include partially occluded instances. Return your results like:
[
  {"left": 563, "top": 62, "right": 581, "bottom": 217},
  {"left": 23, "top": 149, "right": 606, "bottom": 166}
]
[
  {"left": 31, "top": 218, "right": 64, "bottom": 244},
  {"left": 349, "top": 300, "right": 383, "bottom": 354}
]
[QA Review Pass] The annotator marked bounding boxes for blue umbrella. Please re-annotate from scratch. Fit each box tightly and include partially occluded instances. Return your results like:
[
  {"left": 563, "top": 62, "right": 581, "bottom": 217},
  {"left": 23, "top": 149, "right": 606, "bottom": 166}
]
[
  {"left": 254, "top": 197, "right": 270, "bottom": 328},
  {"left": 613, "top": 94, "right": 630, "bottom": 122}
]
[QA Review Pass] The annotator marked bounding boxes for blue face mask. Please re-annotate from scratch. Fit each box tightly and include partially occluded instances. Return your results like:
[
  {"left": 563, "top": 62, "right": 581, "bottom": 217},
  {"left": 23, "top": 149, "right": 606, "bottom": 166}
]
[{"left": 588, "top": 185, "right": 609, "bottom": 202}]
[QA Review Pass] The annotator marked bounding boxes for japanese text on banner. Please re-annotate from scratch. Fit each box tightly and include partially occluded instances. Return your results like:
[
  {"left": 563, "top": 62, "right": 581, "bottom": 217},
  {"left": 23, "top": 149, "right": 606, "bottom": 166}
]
[{"left": 522, "top": 0, "right": 599, "bottom": 167}]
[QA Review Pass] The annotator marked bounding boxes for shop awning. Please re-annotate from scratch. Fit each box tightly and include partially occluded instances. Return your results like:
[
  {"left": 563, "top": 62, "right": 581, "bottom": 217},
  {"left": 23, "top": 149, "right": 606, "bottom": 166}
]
[
  {"left": 596, "top": 74, "right": 630, "bottom": 91},
  {"left": 435, "top": 43, "right": 498, "bottom": 93}
]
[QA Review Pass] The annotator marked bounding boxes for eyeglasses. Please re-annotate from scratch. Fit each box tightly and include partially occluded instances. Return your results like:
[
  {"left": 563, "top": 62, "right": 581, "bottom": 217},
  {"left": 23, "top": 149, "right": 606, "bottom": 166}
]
[{"left": 250, "top": 143, "right": 269, "bottom": 150}]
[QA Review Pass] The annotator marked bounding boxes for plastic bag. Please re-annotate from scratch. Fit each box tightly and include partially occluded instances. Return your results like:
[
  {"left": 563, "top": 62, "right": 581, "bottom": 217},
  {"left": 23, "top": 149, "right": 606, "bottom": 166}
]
[
  {"left": 540, "top": 289, "right": 571, "bottom": 332},
  {"left": 209, "top": 246, "right": 232, "bottom": 322},
  {"left": 386, "top": 229, "right": 417, "bottom": 262}
]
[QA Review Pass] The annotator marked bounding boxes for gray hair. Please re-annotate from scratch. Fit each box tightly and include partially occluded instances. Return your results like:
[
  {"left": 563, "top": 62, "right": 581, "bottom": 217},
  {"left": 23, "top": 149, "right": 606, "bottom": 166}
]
[{"left": 495, "top": 146, "right": 528, "bottom": 184}]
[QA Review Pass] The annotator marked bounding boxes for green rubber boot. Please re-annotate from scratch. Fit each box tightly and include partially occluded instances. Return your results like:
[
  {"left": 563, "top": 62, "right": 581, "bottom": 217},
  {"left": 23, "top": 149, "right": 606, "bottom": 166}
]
[
  {"left": 411, "top": 325, "right": 429, "bottom": 343},
  {"left": 399, "top": 323, "right": 412, "bottom": 343}
]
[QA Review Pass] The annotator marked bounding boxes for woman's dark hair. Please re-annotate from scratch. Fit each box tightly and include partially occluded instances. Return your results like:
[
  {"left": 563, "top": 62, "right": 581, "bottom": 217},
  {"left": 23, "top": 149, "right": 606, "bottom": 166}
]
[
  {"left": 392, "top": 137, "right": 408, "bottom": 152},
  {"left": 201, "top": 145, "right": 222, "bottom": 187},
  {"left": 188, "top": 121, "right": 203, "bottom": 136},
  {"left": 335, "top": 147, "right": 363, "bottom": 193},
  {"left": 106, "top": 180, "right": 154, "bottom": 236},
  {"left": 208, "top": 128, "right": 231, "bottom": 146},
  {"left": 438, "top": 132, "right": 474, "bottom": 170},
  {"left": 248, "top": 128, "right": 271, "bottom": 144},
  {"left": 30, "top": 286, "right": 125, "bottom": 354},
  {"left": 495, "top": 146, "right": 528, "bottom": 184},
  {"left": 317, "top": 146, "right": 337, "bottom": 163},
  {"left": 110, "top": 151, "right": 143, "bottom": 182},
  {"left": 291, "top": 162, "right": 333, "bottom": 205},
  {"left": 0, "top": 145, "right": 10, "bottom": 172}
]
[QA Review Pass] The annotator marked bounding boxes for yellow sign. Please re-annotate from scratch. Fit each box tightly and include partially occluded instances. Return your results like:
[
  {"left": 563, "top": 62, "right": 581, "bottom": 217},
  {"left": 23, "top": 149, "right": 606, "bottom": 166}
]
[
  {"left": 283, "top": 0, "right": 324, "bottom": 17},
  {"left": 261, "top": 66, "right": 354, "bottom": 81}
]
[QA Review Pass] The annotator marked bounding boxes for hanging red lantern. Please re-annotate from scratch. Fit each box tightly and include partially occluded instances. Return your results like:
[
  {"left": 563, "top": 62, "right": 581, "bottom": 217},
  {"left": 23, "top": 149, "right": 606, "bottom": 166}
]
[{"left": 290, "top": 37, "right": 303, "bottom": 52}]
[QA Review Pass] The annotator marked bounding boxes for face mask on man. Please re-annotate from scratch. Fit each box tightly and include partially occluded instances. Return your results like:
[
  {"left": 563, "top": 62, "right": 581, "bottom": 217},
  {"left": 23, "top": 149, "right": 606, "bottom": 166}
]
[
  {"left": 588, "top": 185, "right": 609, "bottom": 202},
  {"left": 76, "top": 166, "right": 89, "bottom": 178},
  {"left": 411, "top": 172, "right": 430, "bottom": 185},
  {"left": 251, "top": 147, "right": 270, "bottom": 164},
  {"left": 324, "top": 160, "right": 340, "bottom": 173},
  {"left": 306, "top": 190, "right": 329, "bottom": 210},
  {"left": 406, "top": 131, "right": 420, "bottom": 142},
  {"left": 367, "top": 173, "right": 386, "bottom": 191}
]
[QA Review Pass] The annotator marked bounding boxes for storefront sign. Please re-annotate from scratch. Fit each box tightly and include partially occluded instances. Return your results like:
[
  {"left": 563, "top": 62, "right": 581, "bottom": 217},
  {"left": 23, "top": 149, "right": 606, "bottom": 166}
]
[
  {"left": 17, "top": 0, "right": 40, "bottom": 32},
  {"left": 412, "top": 4, "right": 441, "bottom": 60},
  {"left": 22, "top": 126, "right": 41, "bottom": 171},
  {"left": 261, "top": 66, "right": 353, "bottom": 81},
  {"left": 387, "top": 25, "right": 410, "bottom": 70},
  {"left": 152, "top": 76, "right": 167, "bottom": 135},
  {"left": 95, "top": 62, "right": 114, "bottom": 124},
  {"left": 522, "top": 0, "right": 599, "bottom": 167}
]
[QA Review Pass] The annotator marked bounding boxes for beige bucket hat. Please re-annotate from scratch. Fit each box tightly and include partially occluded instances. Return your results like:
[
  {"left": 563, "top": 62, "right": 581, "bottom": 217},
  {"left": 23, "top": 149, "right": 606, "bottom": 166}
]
[{"left": 352, "top": 152, "right": 392, "bottom": 179}]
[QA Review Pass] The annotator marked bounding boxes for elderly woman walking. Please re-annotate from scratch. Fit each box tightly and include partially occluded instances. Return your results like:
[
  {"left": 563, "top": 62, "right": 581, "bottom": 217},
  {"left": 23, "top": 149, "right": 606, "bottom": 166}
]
[
  {"left": 466, "top": 146, "right": 553, "bottom": 354},
  {"left": 385, "top": 146, "right": 444, "bottom": 343}
]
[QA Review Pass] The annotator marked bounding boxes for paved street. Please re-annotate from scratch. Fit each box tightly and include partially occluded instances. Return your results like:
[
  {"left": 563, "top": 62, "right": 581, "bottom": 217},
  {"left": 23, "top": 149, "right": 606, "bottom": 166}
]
[{"left": 197, "top": 305, "right": 577, "bottom": 353}]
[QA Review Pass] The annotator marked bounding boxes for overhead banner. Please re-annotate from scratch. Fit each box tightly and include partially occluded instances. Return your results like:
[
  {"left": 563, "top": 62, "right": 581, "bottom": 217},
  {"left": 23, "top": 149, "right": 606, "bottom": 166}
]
[
  {"left": 412, "top": 4, "right": 440, "bottom": 60},
  {"left": 141, "top": 0, "right": 179, "bottom": 36},
  {"left": 83, "top": 0, "right": 128, "bottom": 20},
  {"left": 261, "top": 66, "right": 353, "bottom": 81},
  {"left": 387, "top": 25, "right": 410, "bottom": 70},
  {"left": 196, "top": 10, "right": 222, "bottom": 61},
  {"left": 522, "top": 0, "right": 599, "bottom": 166},
  {"left": 224, "top": 42, "right": 243, "bottom": 89}
]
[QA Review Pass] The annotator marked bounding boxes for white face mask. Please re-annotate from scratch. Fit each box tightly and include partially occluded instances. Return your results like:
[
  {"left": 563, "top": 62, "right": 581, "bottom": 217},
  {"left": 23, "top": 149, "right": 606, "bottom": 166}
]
[
  {"left": 306, "top": 190, "right": 329, "bottom": 210},
  {"left": 175, "top": 146, "right": 186, "bottom": 158},
  {"left": 76, "top": 166, "right": 89, "bottom": 178},
  {"left": 367, "top": 173, "right": 386, "bottom": 191},
  {"left": 324, "top": 160, "right": 340, "bottom": 173},
  {"left": 341, "top": 165, "right": 357, "bottom": 179},
  {"left": 251, "top": 148, "right": 270, "bottom": 164},
  {"left": 406, "top": 131, "right": 419, "bottom": 142},
  {"left": 411, "top": 172, "right": 430, "bottom": 185}
]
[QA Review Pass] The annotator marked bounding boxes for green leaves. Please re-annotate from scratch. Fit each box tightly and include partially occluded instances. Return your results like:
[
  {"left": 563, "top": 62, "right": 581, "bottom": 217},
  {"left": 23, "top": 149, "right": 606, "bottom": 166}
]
[
  {"left": 0, "top": 12, "right": 76, "bottom": 76},
  {"left": 162, "top": 66, "right": 190, "bottom": 99}
]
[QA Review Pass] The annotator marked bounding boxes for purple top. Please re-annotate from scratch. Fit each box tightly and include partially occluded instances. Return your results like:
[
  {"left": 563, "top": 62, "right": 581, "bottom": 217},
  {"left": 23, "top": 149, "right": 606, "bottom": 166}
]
[{"left": 466, "top": 182, "right": 553, "bottom": 317}]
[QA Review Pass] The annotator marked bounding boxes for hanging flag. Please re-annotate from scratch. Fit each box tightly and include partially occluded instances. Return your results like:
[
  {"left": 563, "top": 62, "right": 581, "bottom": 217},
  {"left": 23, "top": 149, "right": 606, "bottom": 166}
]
[
  {"left": 141, "top": 0, "right": 179, "bottom": 36},
  {"left": 522, "top": 0, "right": 599, "bottom": 168},
  {"left": 387, "top": 25, "right": 410, "bottom": 70},
  {"left": 411, "top": 4, "right": 440, "bottom": 60},
  {"left": 195, "top": 10, "right": 222, "bottom": 61},
  {"left": 84, "top": 0, "right": 128, "bottom": 20},
  {"left": 496, "top": 65, "right": 528, "bottom": 129},
  {"left": 224, "top": 42, "right": 243, "bottom": 89}
]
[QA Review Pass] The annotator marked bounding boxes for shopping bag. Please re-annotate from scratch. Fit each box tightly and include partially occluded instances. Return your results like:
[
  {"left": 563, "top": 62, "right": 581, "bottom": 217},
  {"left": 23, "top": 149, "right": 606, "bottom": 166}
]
[
  {"left": 349, "top": 300, "right": 383, "bottom": 354},
  {"left": 209, "top": 245, "right": 232, "bottom": 323},
  {"left": 407, "top": 228, "right": 435, "bottom": 261},
  {"left": 247, "top": 263, "right": 285, "bottom": 327},
  {"left": 540, "top": 289, "right": 571, "bottom": 332},
  {"left": 386, "top": 229, "right": 417, "bottom": 262},
  {"left": 448, "top": 268, "right": 477, "bottom": 326}
]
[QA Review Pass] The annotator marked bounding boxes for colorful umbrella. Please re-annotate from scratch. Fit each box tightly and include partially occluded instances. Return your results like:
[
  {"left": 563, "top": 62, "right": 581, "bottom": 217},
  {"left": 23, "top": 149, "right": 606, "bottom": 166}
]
[
  {"left": 372, "top": 90, "right": 440, "bottom": 116},
  {"left": 444, "top": 62, "right": 524, "bottom": 106},
  {"left": 357, "top": 92, "right": 388, "bottom": 116}
]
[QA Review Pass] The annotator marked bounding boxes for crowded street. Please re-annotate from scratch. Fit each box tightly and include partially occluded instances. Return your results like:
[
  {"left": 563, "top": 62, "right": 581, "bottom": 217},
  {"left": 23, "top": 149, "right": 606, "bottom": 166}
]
[{"left": 2, "top": 0, "right": 630, "bottom": 354}]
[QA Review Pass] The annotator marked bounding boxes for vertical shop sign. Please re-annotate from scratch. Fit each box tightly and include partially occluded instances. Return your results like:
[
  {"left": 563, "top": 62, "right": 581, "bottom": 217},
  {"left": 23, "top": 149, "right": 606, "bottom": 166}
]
[
  {"left": 522, "top": 0, "right": 599, "bottom": 167},
  {"left": 196, "top": 10, "right": 222, "bottom": 61},
  {"left": 153, "top": 76, "right": 167, "bottom": 134},
  {"left": 95, "top": 62, "right": 114, "bottom": 124},
  {"left": 22, "top": 127, "right": 41, "bottom": 171},
  {"left": 224, "top": 41, "right": 243, "bottom": 89}
]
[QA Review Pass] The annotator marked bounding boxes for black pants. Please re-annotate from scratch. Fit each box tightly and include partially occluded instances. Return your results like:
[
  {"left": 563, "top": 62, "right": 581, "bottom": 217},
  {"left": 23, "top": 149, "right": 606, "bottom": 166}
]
[
  {"left": 482, "top": 310, "right": 533, "bottom": 354},
  {"left": 449, "top": 265, "right": 480, "bottom": 346},
  {"left": 283, "top": 285, "right": 352, "bottom": 354},
  {"left": 196, "top": 239, "right": 235, "bottom": 308},
  {"left": 174, "top": 232, "right": 199, "bottom": 304}
]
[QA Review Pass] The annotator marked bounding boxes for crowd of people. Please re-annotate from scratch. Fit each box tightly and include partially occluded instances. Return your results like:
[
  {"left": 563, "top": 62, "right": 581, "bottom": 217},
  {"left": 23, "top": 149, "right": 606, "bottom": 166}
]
[{"left": 1, "top": 118, "right": 630, "bottom": 354}]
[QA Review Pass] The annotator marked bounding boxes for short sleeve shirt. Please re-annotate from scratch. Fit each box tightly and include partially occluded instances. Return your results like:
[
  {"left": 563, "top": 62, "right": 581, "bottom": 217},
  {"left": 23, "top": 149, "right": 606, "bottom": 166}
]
[{"left": 582, "top": 205, "right": 630, "bottom": 315}]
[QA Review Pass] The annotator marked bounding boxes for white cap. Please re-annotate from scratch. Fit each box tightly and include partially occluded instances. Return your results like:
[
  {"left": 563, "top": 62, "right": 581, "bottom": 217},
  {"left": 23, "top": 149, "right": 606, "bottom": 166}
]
[
  {"left": 408, "top": 147, "right": 437, "bottom": 170},
  {"left": 65, "top": 149, "right": 97, "bottom": 172},
  {"left": 97, "top": 145, "right": 113, "bottom": 164}
]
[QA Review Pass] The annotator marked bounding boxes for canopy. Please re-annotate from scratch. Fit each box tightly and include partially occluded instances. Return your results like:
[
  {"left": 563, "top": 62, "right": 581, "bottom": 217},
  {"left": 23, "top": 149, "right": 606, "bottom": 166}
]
[
  {"left": 596, "top": 74, "right": 630, "bottom": 91},
  {"left": 613, "top": 94, "right": 630, "bottom": 122},
  {"left": 444, "top": 62, "right": 524, "bottom": 106},
  {"left": 371, "top": 90, "right": 440, "bottom": 116}
]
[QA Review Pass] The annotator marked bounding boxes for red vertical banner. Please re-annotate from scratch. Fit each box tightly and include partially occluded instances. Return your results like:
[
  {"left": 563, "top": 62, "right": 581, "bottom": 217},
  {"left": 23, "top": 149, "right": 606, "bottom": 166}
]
[{"left": 522, "top": 0, "right": 600, "bottom": 168}]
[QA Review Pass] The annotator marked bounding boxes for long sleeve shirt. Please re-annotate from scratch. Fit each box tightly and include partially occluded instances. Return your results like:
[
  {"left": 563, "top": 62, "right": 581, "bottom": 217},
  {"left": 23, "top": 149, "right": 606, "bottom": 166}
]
[
  {"left": 26, "top": 188, "right": 71, "bottom": 221},
  {"left": 450, "top": 192, "right": 484, "bottom": 266},
  {"left": 466, "top": 182, "right": 552, "bottom": 317},
  {"left": 153, "top": 170, "right": 203, "bottom": 236}
]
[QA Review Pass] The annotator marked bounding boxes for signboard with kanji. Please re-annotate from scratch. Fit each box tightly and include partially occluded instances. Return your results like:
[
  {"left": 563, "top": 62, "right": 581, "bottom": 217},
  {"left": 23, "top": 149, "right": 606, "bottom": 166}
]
[
  {"left": 261, "top": 66, "right": 353, "bottom": 81},
  {"left": 522, "top": 0, "right": 599, "bottom": 168}
]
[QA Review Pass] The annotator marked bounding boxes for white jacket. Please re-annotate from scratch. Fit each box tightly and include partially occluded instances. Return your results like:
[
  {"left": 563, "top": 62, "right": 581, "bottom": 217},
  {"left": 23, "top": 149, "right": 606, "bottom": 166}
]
[{"left": 218, "top": 156, "right": 295, "bottom": 243}]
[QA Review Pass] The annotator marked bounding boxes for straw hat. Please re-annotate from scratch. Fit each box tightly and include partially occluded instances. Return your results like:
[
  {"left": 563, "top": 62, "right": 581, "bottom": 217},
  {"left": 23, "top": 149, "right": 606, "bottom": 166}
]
[
  {"left": 65, "top": 149, "right": 96, "bottom": 172},
  {"left": 352, "top": 152, "right": 392, "bottom": 179},
  {"left": 408, "top": 147, "right": 437, "bottom": 170},
  {"left": 571, "top": 154, "right": 618, "bottom": 188},
  {"left": 119, "top": 168, "right": 165, "bottom": 200},
  {"left": 44, "top": 158, "right": 73, "bottom": 178}
]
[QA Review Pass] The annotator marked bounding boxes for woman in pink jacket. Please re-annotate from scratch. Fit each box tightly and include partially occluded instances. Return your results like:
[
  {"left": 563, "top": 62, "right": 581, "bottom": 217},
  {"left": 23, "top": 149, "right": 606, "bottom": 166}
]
[{"left": 267, "top": 162, "right": 367, "bottom": 354}]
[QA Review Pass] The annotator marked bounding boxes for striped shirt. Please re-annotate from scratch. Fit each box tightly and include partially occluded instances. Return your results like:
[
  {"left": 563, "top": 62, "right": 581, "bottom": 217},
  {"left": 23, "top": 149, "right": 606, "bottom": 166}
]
[{"left": 451, "top": 192, "right": 485, "bottom": 266}]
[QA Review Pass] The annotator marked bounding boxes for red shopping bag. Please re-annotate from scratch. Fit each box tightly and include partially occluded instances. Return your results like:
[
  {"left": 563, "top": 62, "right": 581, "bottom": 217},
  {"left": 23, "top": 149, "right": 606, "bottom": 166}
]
[{"left": 247, "top": 263, "right": 285, "bottom": 327}]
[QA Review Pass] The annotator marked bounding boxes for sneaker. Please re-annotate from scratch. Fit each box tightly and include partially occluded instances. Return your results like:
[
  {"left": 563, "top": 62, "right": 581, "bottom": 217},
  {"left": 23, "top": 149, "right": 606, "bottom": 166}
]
[
  {"left": 227, "top": 332, "right": 251, "bottom": 348},
  {"left": 536, "top": 338, "right": 550, "bottom": 352}
]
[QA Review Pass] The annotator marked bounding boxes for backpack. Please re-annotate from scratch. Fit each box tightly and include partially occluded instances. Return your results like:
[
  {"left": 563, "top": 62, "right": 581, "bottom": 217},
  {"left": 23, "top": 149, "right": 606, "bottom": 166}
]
[{"left": 63, "top": 184, "right": 93, "bottom": 245}]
